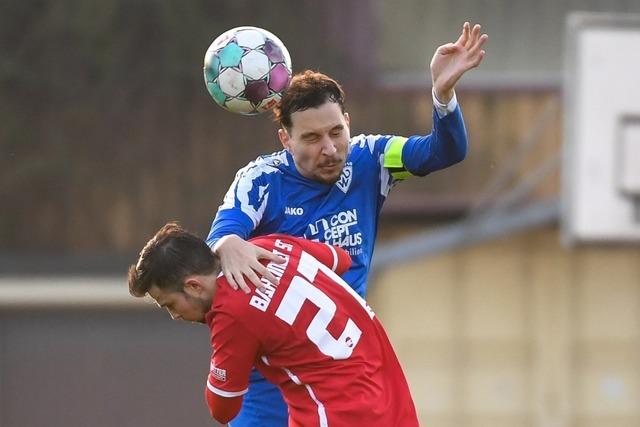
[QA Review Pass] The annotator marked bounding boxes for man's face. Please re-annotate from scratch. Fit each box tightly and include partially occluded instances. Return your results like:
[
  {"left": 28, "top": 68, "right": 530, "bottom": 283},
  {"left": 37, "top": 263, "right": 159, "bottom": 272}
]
[
  {"left": 279, "top": 101, "right": 350, "bottom": 184},
  {"left": 148, "top": 280, "right": 214, "bottom": 324}
]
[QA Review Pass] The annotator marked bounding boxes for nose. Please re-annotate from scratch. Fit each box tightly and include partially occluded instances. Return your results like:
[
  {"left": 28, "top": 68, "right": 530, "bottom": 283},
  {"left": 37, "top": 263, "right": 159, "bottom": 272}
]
[{"left": 320, "top": 135, "right": 337, "bottom": 155}]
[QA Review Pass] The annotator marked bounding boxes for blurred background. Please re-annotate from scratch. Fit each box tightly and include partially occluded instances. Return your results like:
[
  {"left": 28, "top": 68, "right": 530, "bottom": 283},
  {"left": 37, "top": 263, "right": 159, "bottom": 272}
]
[{"left": 1, "top": 1, "right": 640, "bottom": 426}]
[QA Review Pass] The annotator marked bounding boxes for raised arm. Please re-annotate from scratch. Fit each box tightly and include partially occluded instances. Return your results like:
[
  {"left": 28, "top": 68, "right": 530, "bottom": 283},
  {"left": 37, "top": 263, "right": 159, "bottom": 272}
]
[{"left": 383, "top": 22, "right": 488, "bottom": 178}]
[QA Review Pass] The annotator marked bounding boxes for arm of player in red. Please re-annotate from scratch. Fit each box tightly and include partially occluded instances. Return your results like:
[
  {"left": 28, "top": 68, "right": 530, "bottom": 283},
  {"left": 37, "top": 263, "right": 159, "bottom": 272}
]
[
  {"left": 205, "top": 389, "right": 242, "bottom": 424},
  {"left": 204, "top": 313, "right": 261, "bottom": 424},
  {"left": 284, "top": 235, "right": 352, "bottom": 274}
]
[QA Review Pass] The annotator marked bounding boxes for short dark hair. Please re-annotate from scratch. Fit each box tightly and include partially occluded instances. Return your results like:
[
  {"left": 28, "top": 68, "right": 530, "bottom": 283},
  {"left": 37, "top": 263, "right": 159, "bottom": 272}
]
[
  {"left": 128, "top": 222, "right": 219, "bottom": 298},
  {"left": 273, "top": 70, "right": 345, "bottom": 129}
]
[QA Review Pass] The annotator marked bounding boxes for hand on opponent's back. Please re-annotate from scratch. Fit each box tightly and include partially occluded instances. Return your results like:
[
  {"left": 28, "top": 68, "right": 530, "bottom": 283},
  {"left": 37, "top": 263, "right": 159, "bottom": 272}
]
[{"left": 213, "top": 235, "right": 286, "bottom": 293}]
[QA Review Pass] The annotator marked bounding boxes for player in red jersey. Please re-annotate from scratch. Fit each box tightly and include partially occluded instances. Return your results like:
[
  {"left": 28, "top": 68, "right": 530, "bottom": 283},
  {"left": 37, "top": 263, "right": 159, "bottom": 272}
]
[{"left": 128, "top": 222, "right": 419, "bottom": 426}]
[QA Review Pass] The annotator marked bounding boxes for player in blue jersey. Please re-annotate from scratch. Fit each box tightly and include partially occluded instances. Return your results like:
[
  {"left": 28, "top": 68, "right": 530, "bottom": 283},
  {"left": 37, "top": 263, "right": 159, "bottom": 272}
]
[{"left": 207, "top": 22, "right": 487, "bottom": 427}]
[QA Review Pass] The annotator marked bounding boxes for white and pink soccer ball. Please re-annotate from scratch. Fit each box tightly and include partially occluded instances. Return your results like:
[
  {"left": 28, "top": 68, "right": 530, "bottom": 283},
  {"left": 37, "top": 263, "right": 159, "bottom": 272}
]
[{"left": 204, "top": 26, "right": 292, "bottom": 115}]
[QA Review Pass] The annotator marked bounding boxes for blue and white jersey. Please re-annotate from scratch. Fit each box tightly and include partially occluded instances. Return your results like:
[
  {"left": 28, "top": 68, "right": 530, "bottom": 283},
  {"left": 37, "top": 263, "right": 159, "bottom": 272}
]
[{"left": 207, "top": 106, "right": 467, "bottom": 297}]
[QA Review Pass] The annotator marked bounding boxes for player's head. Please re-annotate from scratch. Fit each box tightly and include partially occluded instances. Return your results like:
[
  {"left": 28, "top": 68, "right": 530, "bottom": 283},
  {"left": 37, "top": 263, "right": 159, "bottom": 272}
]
[
  {"left": 128, "top": 222, "right": 220, "bottom": 323},
  {"left": 274, "top": 70, "right": 350, "bottom": 185}
]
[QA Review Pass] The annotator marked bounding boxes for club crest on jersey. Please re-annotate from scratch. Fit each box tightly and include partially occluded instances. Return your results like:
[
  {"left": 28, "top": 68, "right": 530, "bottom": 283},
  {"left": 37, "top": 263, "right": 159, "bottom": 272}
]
[{"left": 336, "top": 163, "right": 352, "bottom": 193}]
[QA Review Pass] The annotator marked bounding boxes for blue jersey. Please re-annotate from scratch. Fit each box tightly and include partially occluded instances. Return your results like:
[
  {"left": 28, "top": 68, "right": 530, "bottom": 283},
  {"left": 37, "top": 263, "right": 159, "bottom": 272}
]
[
  {"left": 206, "top": 106, "right": 467, "bottom": 427},
  {"left": 207, "top": 106, "right": 467, "bottom": 298}
]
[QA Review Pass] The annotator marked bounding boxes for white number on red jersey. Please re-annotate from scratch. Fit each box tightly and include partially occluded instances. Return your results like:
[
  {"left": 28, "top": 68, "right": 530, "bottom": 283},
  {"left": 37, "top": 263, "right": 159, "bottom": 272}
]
[{"left": 274, "top": 251, "right": 374, "bottom": 360}]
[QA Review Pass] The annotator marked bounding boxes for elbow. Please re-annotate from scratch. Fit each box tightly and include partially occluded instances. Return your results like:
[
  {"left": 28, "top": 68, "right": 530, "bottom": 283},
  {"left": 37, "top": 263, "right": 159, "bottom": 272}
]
[
  {"left": 205, "top": 388, "right": 242, "bottom": 424},
  {"left": 446, "top": 136, "right": 467, "bottom": 165},
  {"left": 211, "top": 410, "right": 236, "bottom": 425},
  {"left": 452, "top": 145, "right": 467, "bottom": 164},
  {"left": 208, "top": 402, "right": 240, "bottom": 425}
]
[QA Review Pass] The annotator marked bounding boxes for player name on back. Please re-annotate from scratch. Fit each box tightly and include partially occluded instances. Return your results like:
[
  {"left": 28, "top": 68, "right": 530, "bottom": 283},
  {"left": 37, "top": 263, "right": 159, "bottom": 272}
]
[{"left": 249, "top": 239, "right": 292, "bottom": 312}]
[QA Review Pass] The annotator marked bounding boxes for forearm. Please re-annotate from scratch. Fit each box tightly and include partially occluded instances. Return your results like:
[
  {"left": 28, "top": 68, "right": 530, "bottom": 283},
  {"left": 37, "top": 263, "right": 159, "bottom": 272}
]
[
  {"left": 205, "top": 386, "right": 242, "bottom": 424},
  {"left": 206, "top": 212, "right": 254, "bottom": 249},
  {"left": 430, "top": 104, "right": 468, "bottom": 167},
  {"left": 401, "top": 105, "right": 468, "bottom": 176}
]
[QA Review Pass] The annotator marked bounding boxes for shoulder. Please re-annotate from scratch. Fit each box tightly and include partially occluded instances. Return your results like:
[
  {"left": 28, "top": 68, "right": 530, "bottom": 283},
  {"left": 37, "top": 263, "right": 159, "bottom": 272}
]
[
  {"left": 210, "top": 278, "right": 252, "bottom": 323},
  {"left": 250, "top": 234, "right": 302, "bottom": 252},
  {"left": 349, "top": 134, "right": 394, "bottom": 157},
  {"left": 234, "top": 150, "right": 289, "bottom": 182}
]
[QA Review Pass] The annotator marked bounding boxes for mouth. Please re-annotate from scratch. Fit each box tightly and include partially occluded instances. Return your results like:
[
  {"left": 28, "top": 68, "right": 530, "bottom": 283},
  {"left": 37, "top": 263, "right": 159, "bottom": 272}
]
[{"left": 319, "top": 159, "right": 343, "bottom": 169}]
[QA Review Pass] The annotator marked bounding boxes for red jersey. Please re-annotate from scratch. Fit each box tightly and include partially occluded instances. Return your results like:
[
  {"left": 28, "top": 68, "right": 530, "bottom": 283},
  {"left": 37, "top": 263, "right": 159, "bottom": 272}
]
[{"left": 205, "top": 234, "right": 419, "bottom": 427}]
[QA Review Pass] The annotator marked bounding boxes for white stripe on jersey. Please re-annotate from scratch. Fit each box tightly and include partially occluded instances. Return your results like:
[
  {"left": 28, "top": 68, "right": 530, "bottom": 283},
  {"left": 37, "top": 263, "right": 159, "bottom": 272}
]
[
  {"left": 262, "top": 356, "right": 327, "bottom": 425},
  {"left": 218, "top": 151, "right": 288, "bottom": 227},
  {"left": 324, "top": 243, "right": 338, "bottom": 271},
  {"left": 299, "top": 251, "right": 375, "bottom": 320},
  {"left": 282, "top": 367, "right": 328, "bottom": 427},
  {"left": 379, "top": 153, "right": 393, "bottom": 197},
  {"left": 206, "top": 380, "right": 248, "bottom": 398},
  {"left": 351, "top": 133, "right": 381, "bottom": 154}
]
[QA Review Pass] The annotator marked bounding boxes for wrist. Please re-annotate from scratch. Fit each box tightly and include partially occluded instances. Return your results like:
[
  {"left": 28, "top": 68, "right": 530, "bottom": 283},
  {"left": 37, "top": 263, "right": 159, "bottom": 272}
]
[
  {"left": 212, "top": 234, "right": 241, "bottom": 254},
  {"left": 433, "top": 86, "right": 453, "bottom": 104},
  {"left": 432, "top": 88, "right": 458, "bottom": 117}
]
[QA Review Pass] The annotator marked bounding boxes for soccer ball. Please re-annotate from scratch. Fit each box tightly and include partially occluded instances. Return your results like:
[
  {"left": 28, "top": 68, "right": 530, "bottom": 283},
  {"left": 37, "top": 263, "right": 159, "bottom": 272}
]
[{"left": 203, "top": 26, "right": 292, "bottom": 115}]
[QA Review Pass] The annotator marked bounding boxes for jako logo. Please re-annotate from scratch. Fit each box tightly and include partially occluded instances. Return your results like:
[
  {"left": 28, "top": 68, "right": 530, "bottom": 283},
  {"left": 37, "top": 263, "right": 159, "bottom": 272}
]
[{"left": 285, "top": 206, "right": 304, "bottom": 216}]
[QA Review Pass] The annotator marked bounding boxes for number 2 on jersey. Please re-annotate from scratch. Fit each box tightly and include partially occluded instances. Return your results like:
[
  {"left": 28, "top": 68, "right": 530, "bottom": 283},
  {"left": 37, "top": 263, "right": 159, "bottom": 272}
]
[{"left": 274, "top": 251, "right": 364, "bottom": 360}]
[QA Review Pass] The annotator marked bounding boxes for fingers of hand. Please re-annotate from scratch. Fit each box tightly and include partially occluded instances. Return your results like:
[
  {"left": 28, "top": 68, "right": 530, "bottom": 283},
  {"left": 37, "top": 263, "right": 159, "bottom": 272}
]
[
  {"left": 224, "top": 270, "right": 239, "bottom": 291},
  {"left": 254, "top": 263, "right": 279, "bottom": 288},
  {"left": 270, "top": 253, "right": 287, "bottom": 264},
  {"left": 471, "top": 33, "right": 488, "bottom": 53},
  {"left": 437, "top": 42, "right": 456, "bottom": 56},
  {"left": 456, "top": 21, "right": 470, "bottom": 46},
  {"left": 244, "top": 268, "right": 266, "bottom": 293},
  {"left": 257, "top": 248, "right": 287, "bottom": 264},
  {"left": 233, "top": 272, "right": 251, "bottom": 294},
  {"left": 465, "top": 24, "right": 481, "bottom": 50},
  {"left": 468, "top": 34, "right": 488, "bottom": 65}
]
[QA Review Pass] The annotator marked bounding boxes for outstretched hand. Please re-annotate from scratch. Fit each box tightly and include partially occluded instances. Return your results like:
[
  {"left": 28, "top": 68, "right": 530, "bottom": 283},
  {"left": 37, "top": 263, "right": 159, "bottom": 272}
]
[
  {"left": 213, "top": 235, "right": 286, "bottom": 293},
  {"left": 430, "top": 22, "right": 488, "bottom": 103}
]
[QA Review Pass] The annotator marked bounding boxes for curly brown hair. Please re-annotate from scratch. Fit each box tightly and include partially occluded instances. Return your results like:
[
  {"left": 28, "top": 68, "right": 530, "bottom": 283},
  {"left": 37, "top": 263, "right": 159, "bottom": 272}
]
[
  {"left": 127, "top": 222, "right": 219, "bottom": 298},
  {"left": 273, "top": 70, "right": 345, "bottom": 129}
]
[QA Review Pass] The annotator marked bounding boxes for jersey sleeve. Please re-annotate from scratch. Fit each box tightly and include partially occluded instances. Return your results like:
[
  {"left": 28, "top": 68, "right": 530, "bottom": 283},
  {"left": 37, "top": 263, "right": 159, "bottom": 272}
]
[
  {"left": 205, "top": 389, "right": 243, "bottom": 424},
  {"left": 206, "top": 312, "right": 260, "bottom": 400},
  {"left": 206, "top": 160, "right": 274, "bottom": 248},
  {"left": 295, "top": 238, "right": 352, "bottom": 275},
  {"left": 382, "top": 105, "right": 468, "bottom": 179}
]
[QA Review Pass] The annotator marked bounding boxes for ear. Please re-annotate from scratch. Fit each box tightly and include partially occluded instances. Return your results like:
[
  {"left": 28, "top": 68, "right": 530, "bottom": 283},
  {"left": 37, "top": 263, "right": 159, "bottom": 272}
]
[
  {"left": 278, "top": 128, "right": 290, "bottom": 151},
  {"left": 344, "top": 112, "right": 350, "bottom": 128},
  {"left": 183, "top": 277, "right": 204, "bottom": 296}
]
